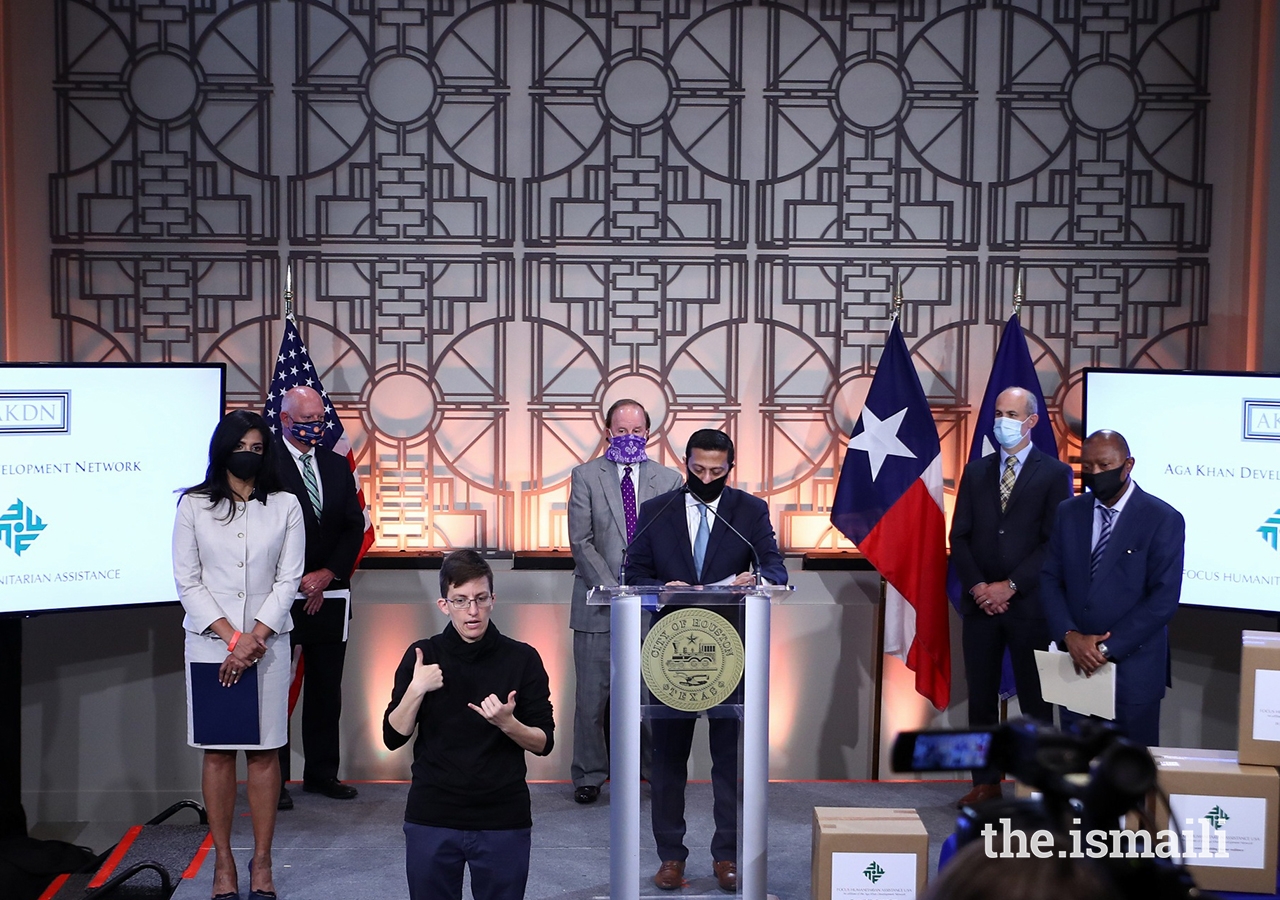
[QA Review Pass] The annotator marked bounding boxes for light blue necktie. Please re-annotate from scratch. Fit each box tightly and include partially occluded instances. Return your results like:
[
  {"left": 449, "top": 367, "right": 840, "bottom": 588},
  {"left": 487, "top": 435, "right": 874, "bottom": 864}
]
[{"left": 693, "top": 504, "right": 710, "bottom": 581}]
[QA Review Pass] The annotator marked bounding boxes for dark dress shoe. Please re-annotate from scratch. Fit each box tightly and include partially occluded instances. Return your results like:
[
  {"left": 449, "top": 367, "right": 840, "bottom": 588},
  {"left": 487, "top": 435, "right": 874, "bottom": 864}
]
[
  {"left": 302, "top": 777, "right": 358, "bottom": 799},
  {"left": 713, "top": 860, "right": 737, "bottom": 892},
  {"left": 573, "top": 785, "right": 600, "bottom": 804},
  {"left": 653, "top": 860, "right": 685, "bottom": 890},
  {"left": 956, "top": 783, "right": 1002, "bottom": 808},
  {"left": 277, "top": 786, "right": 293, "bottom": 811}
]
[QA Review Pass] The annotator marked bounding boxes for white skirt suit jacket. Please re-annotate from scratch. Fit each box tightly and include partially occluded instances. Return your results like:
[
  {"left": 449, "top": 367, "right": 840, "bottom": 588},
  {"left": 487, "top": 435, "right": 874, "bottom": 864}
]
[{"left": 173, "top": 490, "right": 306, "bottom": 749}]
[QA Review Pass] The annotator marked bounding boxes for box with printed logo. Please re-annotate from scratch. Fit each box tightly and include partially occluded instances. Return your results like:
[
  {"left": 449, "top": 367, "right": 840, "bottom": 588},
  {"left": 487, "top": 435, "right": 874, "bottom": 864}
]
[
  {"left": 1237, "top": 631, "right": 1280, "bottom": 766},
  {"left": 811, "top": 808, "right": 928, "bottom": 900},
  {"left": 1149, "top": 747, "right": 1279, "bottom": 894}
]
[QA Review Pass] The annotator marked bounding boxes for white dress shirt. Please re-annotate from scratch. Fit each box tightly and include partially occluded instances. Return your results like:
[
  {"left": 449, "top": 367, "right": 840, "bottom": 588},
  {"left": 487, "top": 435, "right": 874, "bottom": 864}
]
[{"left": 1091, "top": 478, "right": 1137, "bottom": 550}]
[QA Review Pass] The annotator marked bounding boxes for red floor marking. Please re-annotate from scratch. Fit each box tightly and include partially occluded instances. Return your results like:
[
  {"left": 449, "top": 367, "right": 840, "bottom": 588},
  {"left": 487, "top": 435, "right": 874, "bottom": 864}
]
[
  {"left": 87, "top": 824, "right": 143, "bottom": 888},
  {"left": 183, "top": 832, "right": 215, "bottom": 879}
]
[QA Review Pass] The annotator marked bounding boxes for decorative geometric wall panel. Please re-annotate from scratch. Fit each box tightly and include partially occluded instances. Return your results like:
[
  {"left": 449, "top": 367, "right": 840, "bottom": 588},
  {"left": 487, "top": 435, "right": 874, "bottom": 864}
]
[
  {"left": 757, "top": 1, "right": 981, "bottom": 249},
  {"left": 757, "top": 256, "right": 978, "bottom": 548},
  {"left": 524, "top": 1, "right": 748, "bottom": 247},
  {"left": 45, "top": 1, "right": 1219, "bottom": 552},
  {"left": 291, "top": 253, "right": 514, "bottom": 551},
  {"left": 985, "top": 257, "right": 1209, "bottom": 445},
  {"left": 52, "top": 251, "right": 276, "bottom": 402},
  {"left": 522, "top": 254, "right": 746, "bottom": 548},
  {"left": 288, "top": 0, "right": 512, "bottom": 245},
  {"left": 51, "top": 0, "right": 277, "bottom": 243},
  {"left": 989, "top": 0, "right": 1215, "bottom": 250}
]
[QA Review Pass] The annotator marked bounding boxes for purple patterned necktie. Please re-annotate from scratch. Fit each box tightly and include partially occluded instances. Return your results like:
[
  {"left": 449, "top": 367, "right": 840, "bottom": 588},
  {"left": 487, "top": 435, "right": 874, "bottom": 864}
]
[{"left": 621, "top": 465, "right": 637, "bottom": 542}]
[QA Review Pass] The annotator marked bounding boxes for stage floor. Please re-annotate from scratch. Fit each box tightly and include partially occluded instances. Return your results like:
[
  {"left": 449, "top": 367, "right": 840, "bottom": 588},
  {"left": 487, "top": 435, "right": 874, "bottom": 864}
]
[{"left": 163, "top": 779, "right": 968, "bottom": 900}]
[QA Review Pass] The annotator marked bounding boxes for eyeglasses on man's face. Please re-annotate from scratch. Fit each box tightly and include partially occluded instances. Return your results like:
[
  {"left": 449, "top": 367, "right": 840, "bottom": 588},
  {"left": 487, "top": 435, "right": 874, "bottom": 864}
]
[{"left": 446, "top": 593, "right": 493, "bottom": 610}]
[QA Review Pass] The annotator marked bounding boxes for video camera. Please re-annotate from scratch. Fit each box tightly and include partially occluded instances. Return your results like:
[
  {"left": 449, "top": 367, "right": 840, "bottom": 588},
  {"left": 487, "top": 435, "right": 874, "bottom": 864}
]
[{"left": 892, "top": 718, "right": 1217, "bottom": 900}]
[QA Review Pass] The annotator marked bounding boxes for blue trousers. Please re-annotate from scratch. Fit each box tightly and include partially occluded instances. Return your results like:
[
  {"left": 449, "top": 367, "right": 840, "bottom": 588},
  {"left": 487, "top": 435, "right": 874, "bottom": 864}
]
[{"left": 404, "top": 822, "right": 531, "bottom": 900}]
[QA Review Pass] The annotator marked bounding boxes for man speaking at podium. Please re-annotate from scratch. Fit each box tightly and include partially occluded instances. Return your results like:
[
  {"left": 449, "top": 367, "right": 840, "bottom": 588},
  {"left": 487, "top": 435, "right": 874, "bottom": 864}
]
[{"left": 624, "top": 428, "right": 786, "bottom": 893}]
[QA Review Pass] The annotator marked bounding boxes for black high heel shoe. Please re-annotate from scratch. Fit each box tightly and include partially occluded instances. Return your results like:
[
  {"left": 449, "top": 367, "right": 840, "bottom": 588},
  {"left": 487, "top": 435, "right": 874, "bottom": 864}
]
[{"left": 247, "top": 859, "right": 277, "bottom": 900}]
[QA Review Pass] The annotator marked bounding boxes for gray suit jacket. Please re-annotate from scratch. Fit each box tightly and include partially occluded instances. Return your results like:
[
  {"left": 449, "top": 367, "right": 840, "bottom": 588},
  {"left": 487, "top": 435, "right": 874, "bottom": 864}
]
[{"left": 568, "top": 456, "right": 684, "bottom": 632}]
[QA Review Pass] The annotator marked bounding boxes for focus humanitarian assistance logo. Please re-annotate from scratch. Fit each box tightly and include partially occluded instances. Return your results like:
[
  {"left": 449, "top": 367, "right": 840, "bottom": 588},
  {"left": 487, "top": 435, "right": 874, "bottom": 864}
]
[{"left": 641, "top": 608, "right": 744, "bottom": 713}]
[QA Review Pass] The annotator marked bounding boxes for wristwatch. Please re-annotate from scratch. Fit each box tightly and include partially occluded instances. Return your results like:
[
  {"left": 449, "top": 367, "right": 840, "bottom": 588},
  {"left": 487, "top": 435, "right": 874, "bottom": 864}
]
[
  {"left": 1007, "top": 579, "right": 1018, "bottom": 593},
  {"left": 1096, "top": 641, "right": 1112, "bottom": 661}
]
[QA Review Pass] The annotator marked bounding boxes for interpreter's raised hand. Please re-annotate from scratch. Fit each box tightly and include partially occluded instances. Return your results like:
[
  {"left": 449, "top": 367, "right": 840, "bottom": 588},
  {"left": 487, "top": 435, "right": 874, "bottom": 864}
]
[
  {"left": 469, "top": 690, "right": 518, "bottom": 730},
  {"left": 409, "top": 647, "right": 444, "bottom": 695}
]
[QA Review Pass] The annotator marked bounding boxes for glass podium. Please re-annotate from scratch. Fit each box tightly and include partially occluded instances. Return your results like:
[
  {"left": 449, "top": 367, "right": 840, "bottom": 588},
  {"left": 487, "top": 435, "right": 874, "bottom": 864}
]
[{"left": 589, "top": 584, "right": 795, "bottom": 900}]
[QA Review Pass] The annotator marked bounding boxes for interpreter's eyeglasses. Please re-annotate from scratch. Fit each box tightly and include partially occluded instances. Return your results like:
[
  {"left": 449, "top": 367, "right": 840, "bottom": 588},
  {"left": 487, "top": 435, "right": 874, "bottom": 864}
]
[{"left": 446, "top": 593, "right": 493, "bottom": 610}]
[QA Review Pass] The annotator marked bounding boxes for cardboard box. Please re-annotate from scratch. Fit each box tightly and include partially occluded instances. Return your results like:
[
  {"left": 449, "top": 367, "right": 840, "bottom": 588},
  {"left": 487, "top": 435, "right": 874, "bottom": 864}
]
[
  {"left": 1149, "top": 747, "right": 1279, "bottom": 894},
  {"left": 1237, "top": 630, "right": 1280, "bottom": 766},
  {"left": 812, "top": 807, "right": 928, "bottom": 900}
]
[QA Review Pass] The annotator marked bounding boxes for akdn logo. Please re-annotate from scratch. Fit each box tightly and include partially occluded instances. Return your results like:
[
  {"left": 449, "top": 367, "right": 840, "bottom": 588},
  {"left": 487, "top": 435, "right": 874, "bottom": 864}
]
[
  {"left": 1205, "top": 805, "right": 1230, "bottom": 830},
  {"left": 0, "top": 499, "right": 46, "bottom": 557}
]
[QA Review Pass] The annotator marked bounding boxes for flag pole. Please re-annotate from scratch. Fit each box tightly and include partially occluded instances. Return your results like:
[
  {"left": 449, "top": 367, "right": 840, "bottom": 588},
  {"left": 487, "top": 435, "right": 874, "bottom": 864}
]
[
  {"left": 284, "top": 262, "right": 295, "bottom": 322},
  {"left": 871, "top": 277, "right": 903, "bottom": 780},
  {"left": 1013, "top": 267, "right": 1024, "bottom": 318}
]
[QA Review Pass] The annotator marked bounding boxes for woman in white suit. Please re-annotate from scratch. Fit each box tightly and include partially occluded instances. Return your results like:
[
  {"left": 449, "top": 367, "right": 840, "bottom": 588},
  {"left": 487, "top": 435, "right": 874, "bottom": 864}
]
[{"left": 173, "top": 409, "right": 305, "bottom": 900}]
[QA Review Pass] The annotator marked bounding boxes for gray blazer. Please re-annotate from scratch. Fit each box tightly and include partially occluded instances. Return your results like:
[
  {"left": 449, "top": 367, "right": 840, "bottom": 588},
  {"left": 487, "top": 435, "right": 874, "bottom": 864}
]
[{"left": 568, "top": 456, "right": 684, "bottom": 632}]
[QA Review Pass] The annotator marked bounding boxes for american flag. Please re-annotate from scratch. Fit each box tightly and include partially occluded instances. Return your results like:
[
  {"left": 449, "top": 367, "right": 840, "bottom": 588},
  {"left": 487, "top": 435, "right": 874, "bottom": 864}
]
[{"left": 263, "top": 316, "right": 375, "bottom": 562}]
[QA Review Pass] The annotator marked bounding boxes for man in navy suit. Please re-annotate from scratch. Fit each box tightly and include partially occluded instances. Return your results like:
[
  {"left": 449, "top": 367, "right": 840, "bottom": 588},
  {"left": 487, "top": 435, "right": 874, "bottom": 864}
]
[
  {"left": 950, "top": 387, "right": 1073, "bottom": 807},
  {"left": 1040, "top": 429, "right": 1185, "bottom": 747},
  {"left": 624, "top": 429, "right": 786, "bottom": 893},
  {"left": 274, "top": 386, "right": 367, "bottom": 807}
]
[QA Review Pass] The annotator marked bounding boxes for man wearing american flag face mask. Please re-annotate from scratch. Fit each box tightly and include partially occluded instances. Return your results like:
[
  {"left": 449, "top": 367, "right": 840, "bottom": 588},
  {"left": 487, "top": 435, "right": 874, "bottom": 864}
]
[{"left": 264, "top": 317, "right": 370, "bottom": 810}]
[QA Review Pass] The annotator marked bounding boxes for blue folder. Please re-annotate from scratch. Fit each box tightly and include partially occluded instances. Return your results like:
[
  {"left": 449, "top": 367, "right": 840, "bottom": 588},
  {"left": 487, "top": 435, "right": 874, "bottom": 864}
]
[{"left": 190, "top": 662, "right": 260, "bottom": 746}]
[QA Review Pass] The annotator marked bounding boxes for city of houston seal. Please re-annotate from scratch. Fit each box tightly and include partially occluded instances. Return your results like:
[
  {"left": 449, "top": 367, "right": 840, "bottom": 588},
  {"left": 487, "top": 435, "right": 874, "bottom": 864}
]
[{"left": 641, "top": 608, "right": 745, "bottom": 712}]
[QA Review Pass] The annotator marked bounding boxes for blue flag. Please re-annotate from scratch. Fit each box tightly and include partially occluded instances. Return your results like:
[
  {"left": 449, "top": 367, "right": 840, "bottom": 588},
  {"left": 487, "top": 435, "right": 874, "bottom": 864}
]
[
  {"left": 950, "top": 314, "right": 1071, "bottom": 699},
  {"left": 965, "top": 315, "right": 1059, "bottom": 466}
]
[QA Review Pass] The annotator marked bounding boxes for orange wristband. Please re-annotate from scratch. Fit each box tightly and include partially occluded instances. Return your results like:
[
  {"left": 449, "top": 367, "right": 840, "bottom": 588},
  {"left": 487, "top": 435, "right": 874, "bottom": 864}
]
[{"left": 227, "top": 630, "right": 242, "bottom": 652}]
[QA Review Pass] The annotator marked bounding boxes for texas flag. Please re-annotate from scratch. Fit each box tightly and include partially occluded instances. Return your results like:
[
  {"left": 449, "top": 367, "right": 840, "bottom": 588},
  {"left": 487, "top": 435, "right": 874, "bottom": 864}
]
[{"left": 831, "top": 320, "right": 951, "bottom": 709}]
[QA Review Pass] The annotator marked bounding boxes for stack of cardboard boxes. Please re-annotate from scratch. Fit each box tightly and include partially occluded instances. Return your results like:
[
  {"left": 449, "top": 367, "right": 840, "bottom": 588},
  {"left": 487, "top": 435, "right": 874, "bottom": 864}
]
[{"left": 809, "top": 630, "right": 1280, "bottom": 899}]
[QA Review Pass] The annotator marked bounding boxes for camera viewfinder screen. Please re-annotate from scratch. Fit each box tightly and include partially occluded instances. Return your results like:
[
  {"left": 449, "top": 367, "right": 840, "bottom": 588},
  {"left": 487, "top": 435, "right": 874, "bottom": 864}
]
[{"left": 911, "top": 732, "right": 992, "bottom": 770}]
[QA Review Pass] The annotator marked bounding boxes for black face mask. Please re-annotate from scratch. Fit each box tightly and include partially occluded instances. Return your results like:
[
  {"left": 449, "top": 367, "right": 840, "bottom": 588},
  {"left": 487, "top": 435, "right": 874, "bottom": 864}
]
[
  {"left": 1081, "top": 465, "right": 1127, "bottom": 503},
  {"left": 226, "top": 451, "right": 264, "bottom": 481},
  {"left": 686, "top": 470, "right": 728, "bottom": 503}
]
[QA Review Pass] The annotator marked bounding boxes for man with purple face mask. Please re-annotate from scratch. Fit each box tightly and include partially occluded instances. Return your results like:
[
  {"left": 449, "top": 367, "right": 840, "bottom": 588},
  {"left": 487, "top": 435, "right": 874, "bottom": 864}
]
[{"left": 567, "top": 400, "right": 683, "bottom": 804}]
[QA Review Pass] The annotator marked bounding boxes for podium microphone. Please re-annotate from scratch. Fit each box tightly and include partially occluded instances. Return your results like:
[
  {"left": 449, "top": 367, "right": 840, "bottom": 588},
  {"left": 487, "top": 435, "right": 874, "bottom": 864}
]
[
  {"left": 690, "top": 492, "right": 763, "bottom": 587},
  {"left": 617, "top": 485, "right": 689, "bottom": 587}
]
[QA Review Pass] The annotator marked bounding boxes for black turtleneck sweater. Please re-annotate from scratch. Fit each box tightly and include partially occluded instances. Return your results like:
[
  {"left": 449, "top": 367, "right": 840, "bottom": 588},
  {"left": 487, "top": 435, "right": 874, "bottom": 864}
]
[{"left": 382, "top": 621, "right": 555, "bottom": 830}]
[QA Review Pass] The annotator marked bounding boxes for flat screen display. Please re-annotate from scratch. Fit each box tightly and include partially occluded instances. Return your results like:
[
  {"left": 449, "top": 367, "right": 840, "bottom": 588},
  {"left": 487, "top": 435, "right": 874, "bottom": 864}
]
[
  {"left": 1083, "top": 369, "right": 1280, "bottom": 613},
  {"left": 0, "top": 364, "right": 224, "bottom": 613}
]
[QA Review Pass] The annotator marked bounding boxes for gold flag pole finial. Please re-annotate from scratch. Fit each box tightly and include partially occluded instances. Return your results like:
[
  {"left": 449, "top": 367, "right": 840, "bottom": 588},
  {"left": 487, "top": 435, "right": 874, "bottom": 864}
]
[
  {"left": 1013, "top": 267, "right": 1025, "bottom": 318},
  {"left": 284, "top": 262, "right": 294, "bottom": 321},
  {"left": 892, "top": 278, "right": 903, "bottom": 321}
]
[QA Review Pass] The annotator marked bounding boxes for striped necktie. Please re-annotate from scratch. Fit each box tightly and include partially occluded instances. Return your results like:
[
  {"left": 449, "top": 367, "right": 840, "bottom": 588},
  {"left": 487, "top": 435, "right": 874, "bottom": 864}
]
[
  {"left": 300, "top": 453, "right": 322, "bottom": 518},
  {"left": 1091, "top": 506, "right": 1115, "bottom": 577}
]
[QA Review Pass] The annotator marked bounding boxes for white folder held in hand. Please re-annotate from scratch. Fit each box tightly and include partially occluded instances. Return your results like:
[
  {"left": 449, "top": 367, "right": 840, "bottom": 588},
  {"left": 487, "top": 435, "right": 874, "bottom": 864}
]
[{"left": 1034, "top": 642, "right": 1116, "bottom": 720}]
